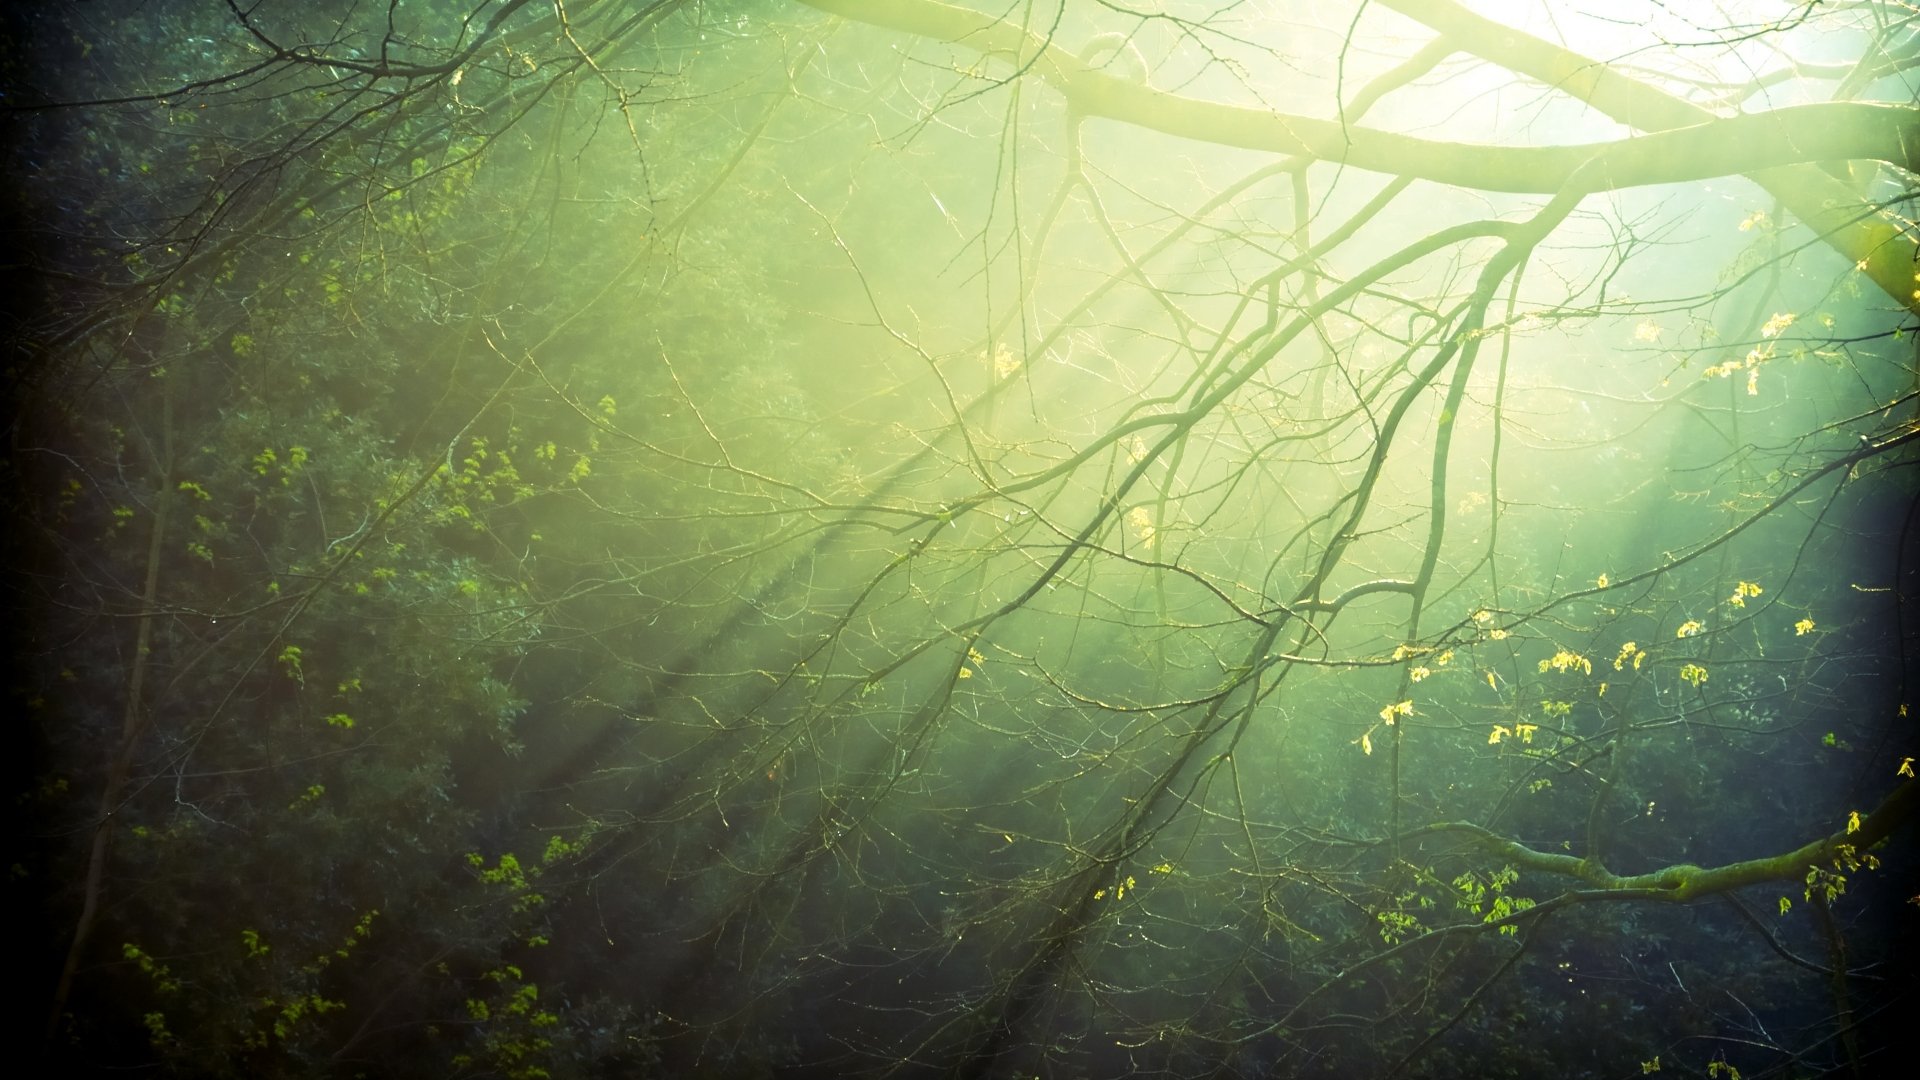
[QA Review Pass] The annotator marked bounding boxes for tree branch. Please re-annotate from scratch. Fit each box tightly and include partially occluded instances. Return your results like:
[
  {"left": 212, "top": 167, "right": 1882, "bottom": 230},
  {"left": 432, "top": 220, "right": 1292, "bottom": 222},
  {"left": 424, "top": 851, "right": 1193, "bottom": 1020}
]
[
  {"left": 1375, "top": 0, "right": 1920, "bottom": 316},
  {"left": 796, "top": 0, "right": 1920, "bottom": 315},
  {"left": 1413, "top": 779, "right": 1919, "bottom": 903},
  {"left": 794, "top": 0, "right": 1920, "bottom": 188}
]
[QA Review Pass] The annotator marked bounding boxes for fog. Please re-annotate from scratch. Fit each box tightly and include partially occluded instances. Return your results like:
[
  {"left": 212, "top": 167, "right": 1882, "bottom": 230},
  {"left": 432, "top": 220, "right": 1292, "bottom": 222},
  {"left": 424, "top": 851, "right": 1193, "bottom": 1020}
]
[{"left": 13, "top": 2, "right": 1919, "bottom": 1077}]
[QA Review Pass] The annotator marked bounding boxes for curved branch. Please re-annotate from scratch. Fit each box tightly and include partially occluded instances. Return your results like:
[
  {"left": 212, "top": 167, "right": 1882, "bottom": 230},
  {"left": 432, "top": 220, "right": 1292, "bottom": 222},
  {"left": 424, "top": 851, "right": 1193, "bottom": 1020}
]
[
  {"left": 1722, "top": 893, "right": 1883, "bottom": 982},
  {"left": 1413, "top": 778, "right": 1919, "bottom": 903},
  {"left": 796, "top": 0, "right": 1919, "bottom": 190},
  {"left": 1292, "top": 577, "right": 1416, "bottom": 613},
  {"left": 797, "top": 0, "right": 1920, "bottom": 315},
  {"left": 1375, "top": 0, "right": 1920, "bottom": 316}
]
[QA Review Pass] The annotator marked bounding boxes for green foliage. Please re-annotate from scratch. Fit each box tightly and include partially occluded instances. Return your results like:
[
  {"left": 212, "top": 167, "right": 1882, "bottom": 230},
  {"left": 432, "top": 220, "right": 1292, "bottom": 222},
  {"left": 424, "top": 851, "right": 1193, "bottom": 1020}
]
[{"left": 12, "top": 3, "right": 1915, "bottom": 1079}]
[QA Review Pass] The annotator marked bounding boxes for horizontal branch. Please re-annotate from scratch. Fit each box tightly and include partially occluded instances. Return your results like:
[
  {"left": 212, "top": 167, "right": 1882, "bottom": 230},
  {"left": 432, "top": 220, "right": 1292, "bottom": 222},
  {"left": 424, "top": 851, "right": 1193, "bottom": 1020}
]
[
  {"left": 1415, "top": 778, "right": 1918, "bottom": 903},
  {"left": 796, "top": 0, "right": 1920, "bottom": 194},
  {"left": 797, "top": 0, "right": 1920, "bottom": 314},
  {"left": 1292, "top": 577, "right": 1416, "bottom": 613},
  {"left": 1375, "top": 0, "right": 1920, "bottom": 319}
]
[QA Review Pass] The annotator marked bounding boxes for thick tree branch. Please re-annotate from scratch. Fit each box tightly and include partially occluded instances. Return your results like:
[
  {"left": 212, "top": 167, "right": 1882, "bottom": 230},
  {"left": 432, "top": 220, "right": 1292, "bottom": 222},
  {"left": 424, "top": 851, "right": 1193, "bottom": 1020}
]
[
  {"left": 794, "top": 0, "right": 1920, "bottom": 188},
  {"left": 797, "top": 0, "right": 1920, "bottom": 315},
  {"left": 1375, "top": 0, "right": 1920, "bottom": 316},
  {"left": 1414, "top": 778, "right": 1918, "bottom": 903}
]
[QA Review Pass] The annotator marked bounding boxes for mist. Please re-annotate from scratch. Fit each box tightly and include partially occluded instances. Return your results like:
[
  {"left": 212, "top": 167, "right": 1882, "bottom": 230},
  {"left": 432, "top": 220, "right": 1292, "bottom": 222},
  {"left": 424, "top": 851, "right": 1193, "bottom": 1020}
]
[{"left": 10, "top": 2, "right": 1919, "bottom": 1077}]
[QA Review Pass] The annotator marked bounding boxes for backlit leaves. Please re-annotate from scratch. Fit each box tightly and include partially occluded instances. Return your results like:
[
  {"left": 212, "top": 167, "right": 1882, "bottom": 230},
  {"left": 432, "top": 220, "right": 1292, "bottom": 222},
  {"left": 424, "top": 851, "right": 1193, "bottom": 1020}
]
[
  {"left": 991, "top": 344, "right": 1021, "bottom": 381},
  {"left": 1538, "top": 649, "right": 1592, "bottom": 676},
  {"left": 1127, "top": 506, "right": 1156, "bottom": 548},
  {"left": 277, "top": 645, "right": 304, "bottom": 684},
  {"left": 1488, "top": 723, "right": 1538, "bottom": 746}
]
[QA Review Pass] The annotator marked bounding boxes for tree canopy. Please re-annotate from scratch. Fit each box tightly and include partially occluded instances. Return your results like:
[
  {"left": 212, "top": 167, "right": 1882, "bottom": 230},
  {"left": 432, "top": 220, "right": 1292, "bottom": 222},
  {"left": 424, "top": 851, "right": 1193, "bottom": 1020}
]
[{"left": 9, "top": 1, "right": 1919, "bottom": 1077}]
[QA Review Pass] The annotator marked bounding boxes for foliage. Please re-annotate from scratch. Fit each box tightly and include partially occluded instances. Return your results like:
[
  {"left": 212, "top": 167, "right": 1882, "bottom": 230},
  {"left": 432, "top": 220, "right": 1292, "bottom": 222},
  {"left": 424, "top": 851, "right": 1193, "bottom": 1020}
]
[{"left": 9, "top": 1, "right": 1919, "bottom": 1077}]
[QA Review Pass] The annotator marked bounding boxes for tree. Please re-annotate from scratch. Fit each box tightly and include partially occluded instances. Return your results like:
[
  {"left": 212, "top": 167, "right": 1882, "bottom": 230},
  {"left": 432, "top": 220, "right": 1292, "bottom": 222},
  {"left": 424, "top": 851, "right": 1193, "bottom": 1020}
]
[{"left": 9, "top": 1, "right": 1918, "bottom": 1076}]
